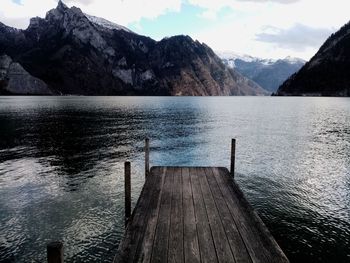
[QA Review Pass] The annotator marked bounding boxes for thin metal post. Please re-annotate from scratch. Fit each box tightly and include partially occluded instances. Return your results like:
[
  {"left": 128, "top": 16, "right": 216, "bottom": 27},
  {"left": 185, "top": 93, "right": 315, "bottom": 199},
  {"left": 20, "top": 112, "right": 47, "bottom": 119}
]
[
  {"left": 47, "top": 241, "right": 63, "bottom": 263},
  {"left": 124, "top": 161, "right": 131, "bottom": 225},
  {"left": 145, "top": 138, "right": 150, "bottom": 177},
  {"left": 230, "top": 139, "right": 236, "bottom": 177}
]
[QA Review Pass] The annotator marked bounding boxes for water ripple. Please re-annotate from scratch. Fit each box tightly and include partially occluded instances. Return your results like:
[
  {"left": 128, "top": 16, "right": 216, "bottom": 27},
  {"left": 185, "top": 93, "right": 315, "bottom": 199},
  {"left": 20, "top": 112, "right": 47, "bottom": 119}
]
[{"left": 0, "top": 96, "right": 349, "bottom": 262}]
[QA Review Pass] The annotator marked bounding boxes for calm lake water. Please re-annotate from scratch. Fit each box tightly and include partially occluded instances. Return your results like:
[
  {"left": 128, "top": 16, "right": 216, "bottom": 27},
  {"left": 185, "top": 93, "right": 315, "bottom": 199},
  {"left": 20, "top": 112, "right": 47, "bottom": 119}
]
[{"left": 0, "top": 96, "right": 349, "bottom": 262}]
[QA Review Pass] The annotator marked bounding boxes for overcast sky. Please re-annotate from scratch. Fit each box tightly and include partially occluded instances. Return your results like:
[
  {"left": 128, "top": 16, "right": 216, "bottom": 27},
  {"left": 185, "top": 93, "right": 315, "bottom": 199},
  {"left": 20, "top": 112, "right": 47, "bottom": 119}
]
[{"left": 1, "top": 0, "right": 349, "bottom": 60}]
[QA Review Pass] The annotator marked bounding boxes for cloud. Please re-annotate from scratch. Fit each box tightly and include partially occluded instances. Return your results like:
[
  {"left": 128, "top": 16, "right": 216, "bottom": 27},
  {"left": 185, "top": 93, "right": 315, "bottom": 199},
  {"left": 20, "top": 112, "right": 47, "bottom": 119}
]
[
  {"left": 193, "top": 0, "right": 350, "bottom": 59},
  {"left": 1, "top": 0, "right": 350, "bottom": 60},
  {"left": 79, "top": 0, "right": 182, "bottom": 25},
  {"left": 0, "top": 0, "right": 182, "bottom": 28},
  {"left": 0, "top": 16, "right": 26, "bottom": 28},
  {"left": 0, "top": 0, "right": 57, "bottom": 28},
  {"left": 256, "top": 24, "right": 334, "bottom": 51},
  {"left": 64, "top": 0, "right": 94, "bottom": 5},
  {"left": 187, "top": 0, "right": 300, "bottom": 20},
  {"left": 237, "top": 0, "right": 299, "bottom": 3}
]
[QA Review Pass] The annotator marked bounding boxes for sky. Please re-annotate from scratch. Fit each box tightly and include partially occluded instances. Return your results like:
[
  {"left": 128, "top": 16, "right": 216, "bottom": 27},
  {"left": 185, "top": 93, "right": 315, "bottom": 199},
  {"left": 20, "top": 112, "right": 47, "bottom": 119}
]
[{"left": 1, "top": 0, "right": 349, "bottom": 60}]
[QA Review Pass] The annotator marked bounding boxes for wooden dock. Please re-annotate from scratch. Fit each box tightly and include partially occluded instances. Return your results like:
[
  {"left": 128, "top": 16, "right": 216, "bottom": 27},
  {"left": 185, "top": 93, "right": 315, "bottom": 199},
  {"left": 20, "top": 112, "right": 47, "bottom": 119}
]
[
  {"left": 115, "top": 165, "right": 289, "bottom": 262},
  {"left": 45, "top": 139, "right": 289, "bottom": 263}
]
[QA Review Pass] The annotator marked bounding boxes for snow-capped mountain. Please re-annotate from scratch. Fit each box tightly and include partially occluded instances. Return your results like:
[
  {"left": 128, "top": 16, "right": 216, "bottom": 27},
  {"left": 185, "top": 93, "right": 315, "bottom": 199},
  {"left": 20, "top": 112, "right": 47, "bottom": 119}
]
[
  {"left": 283, "top": 56, "right": 306, "bottom": 65},
  {"left": 217, "top": 51, "right": 305, "bottom": 93},
  {"left": 85, "top": 14, "right": 133, "bottom": 33},
  {"left": 217, "top": 51, "right": 276, "bottom": 67},
  {"left": 216, "top": 51, "right": 257, "bottom": 64},
  {"left": 0, "top": 1, "right": 268, "bottom": 96}
]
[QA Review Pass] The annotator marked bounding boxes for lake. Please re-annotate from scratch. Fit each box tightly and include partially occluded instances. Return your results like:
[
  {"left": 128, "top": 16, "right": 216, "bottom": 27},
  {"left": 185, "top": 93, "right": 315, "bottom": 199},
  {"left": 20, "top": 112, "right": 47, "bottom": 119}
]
[{"left": 0, "top": 96, "right": 349, "bottom": 262}]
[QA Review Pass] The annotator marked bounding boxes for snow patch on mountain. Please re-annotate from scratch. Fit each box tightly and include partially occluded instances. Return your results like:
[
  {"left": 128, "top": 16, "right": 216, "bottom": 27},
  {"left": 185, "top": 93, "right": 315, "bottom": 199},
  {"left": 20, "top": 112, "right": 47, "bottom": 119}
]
[
  {"left": 217, "top": 51, "right": 305, "bottom": 93},
  {"left": 216, "top": 51, "right": 256, "bottom": 64},
  {"left": 85, "top": 14, "right": 132, "bottom": 33},
  {"left": 217, "top": 51, "right": 304, "bottom": 68},
  {"left": 283, "top": 56, "right": 306, "bottom": 64}
]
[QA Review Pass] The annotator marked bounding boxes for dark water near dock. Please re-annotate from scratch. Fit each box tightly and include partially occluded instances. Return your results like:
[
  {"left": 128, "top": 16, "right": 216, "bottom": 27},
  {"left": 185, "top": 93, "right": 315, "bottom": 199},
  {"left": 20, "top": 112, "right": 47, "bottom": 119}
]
[{"left": 0, "top": 96, "right": 349, "bottom": 262}]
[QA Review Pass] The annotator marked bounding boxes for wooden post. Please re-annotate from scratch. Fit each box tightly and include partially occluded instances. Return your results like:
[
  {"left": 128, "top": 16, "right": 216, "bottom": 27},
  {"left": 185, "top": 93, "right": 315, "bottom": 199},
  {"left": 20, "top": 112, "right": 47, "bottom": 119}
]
[
  {"left": 145, "top": 138, "right": 150, "bottom": 177},
  {"left": 47, "top": 241, "right": 63, "bottom": 263},
  {"left": 230, "top": 139, "right": 236, "bottom": 177},
  {"left": 124, "top": 161, "right": 131, "bottom": 226}
]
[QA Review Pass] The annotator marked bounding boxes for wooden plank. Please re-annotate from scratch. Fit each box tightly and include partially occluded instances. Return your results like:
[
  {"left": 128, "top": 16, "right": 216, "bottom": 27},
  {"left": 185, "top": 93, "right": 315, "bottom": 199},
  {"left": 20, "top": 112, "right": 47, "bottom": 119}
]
[
  {"left": 226, "top": 170, "right": 288, "bottom": 263},
  {"left": 182, "top": 167, "right": 200, "bottom": 263},
  {"left": 168, "top": 168, "right": 184, "bottom": 263},
  {"left": 196, "top": 168, "right": 236, "bottom": 262},
  {"left": 116, "top": 166, "right": 288, "bottom": 263},
  {"left": 212, "top": 167, "right": 289, "bottom": 263},
  {"left": 114, "top": 167, "right": 160, "bottom": 262},
  {"left": 190, "top": 168, "right": 218, "bottom": 263},
  {"left": 134, "top": 167, "right": 166, "bottom": 262},
  {"left": 151, "top": 167, "right": 174, "bottom": 262},
  {"left": 211, "top": 167, "right": 269, "bottom": 263},
  {"left": 204, "top": 168, "right": 252, "bottom": 263}
]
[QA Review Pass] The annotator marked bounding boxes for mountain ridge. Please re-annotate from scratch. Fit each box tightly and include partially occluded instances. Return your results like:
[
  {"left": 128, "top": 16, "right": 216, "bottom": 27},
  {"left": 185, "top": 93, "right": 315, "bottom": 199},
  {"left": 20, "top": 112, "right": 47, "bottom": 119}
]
[
  {"left": 218, "top": 51, "right": 305, "bottom": 93},
  {"left": 276, "top": 21, "right": 350, "bottom": 96},
  {"left": 0, "top": 1, "right": 268, "bottom": 96}
]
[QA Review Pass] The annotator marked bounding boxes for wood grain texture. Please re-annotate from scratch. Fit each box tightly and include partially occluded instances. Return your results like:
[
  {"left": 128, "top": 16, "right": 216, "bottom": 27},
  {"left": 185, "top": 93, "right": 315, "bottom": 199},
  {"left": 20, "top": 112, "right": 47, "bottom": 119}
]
[
  {"left": 151, "top": 167, "right": 174, "bottom": 263},
  {"left": 114, "top": 169, "right": 158, "bottom": 263},
  {"left": 115, "top": 167, "right": 289, "bottom": 263},
  {"left": 204, "top": 168, "right": 251, "bottom": 263},
  {"left": 182, "top": 167, "right": 200, "bottom": 263},
  {"left": 212, "top": 167, "right": 289, "bottom": 263},
  {"left": 135, "top": 167, "right": 166, "bottom": 262},
  {"left": 190, "top": 168, "right": 218, "bottom": 263},
  {"left": 168, "top": 167, "right": 184, "bottom": 263},
  {"left": 196, "top": 167, "right": 235, "bottom": 262}
]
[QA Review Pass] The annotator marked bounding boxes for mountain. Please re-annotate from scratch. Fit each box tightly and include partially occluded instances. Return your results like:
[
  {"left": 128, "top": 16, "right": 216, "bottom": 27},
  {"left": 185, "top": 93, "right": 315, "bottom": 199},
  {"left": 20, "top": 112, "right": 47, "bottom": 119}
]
[
  {"left": 218, "top": 51, "right": 305, "bottom": 93},
  {"left": 276, "top": 22, "right": 350, "bottom": 96},
  {"left": 0, "top": 1, "right": 268, "bottom": 96}
]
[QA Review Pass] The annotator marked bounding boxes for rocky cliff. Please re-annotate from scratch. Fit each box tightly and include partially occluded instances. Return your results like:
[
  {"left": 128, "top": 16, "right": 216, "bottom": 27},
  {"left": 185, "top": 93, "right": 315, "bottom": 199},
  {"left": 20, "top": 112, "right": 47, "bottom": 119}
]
[
  {"left": 0, "top": 55, "right": 52, "bottom": 94},
  {"left": 0, "top": 1, "right": 267, "bottom": 96}
]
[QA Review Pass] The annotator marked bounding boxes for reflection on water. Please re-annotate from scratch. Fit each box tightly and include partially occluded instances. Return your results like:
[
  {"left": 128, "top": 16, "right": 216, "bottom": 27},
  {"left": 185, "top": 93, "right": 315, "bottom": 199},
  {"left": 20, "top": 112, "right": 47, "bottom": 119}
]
[{"left": 0, "top": 96, "right": 349, "bottom": 262}]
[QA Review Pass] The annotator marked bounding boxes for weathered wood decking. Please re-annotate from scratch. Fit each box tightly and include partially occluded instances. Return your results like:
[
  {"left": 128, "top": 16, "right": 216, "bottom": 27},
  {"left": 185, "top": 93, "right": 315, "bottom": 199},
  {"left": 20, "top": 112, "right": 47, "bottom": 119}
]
[{"left": 115, "top": 167, "right": 289, "bottom": 263}]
